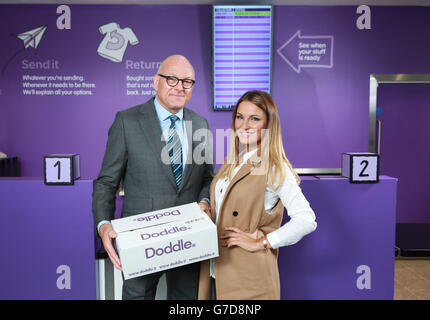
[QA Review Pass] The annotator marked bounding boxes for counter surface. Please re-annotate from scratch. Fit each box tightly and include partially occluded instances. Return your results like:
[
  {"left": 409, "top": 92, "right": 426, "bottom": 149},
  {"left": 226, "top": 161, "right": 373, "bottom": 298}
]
[{"left": 0, "top": 176, "right": 397, "bottom": 299}]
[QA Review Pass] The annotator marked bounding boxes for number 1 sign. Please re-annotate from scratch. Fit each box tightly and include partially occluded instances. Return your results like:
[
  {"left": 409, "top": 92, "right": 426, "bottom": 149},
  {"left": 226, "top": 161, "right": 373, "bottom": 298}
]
[
  {"left": 341, "top": 152, "right": 379, "bottom": 183},
  {"left": 44, "top": 154, "right": 80, "bottom": 185}
]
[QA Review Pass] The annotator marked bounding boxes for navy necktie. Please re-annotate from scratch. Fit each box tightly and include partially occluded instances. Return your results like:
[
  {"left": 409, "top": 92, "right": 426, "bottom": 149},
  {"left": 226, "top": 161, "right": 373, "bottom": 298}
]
[{"left": 167, "top": 115, "right": 183, "bottom": 189}]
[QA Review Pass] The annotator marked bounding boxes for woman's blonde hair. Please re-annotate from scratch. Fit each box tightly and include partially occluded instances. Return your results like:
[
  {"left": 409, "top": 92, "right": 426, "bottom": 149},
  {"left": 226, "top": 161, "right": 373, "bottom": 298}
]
[{"left": 216, "top": 90, "right": 300, "bottom": 189}]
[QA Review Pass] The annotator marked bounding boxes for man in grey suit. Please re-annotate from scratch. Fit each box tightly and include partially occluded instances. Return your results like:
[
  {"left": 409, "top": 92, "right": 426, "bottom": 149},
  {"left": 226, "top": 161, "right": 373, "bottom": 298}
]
[{"left": 92, "top": 55, "right": 214, "bottom": 300}]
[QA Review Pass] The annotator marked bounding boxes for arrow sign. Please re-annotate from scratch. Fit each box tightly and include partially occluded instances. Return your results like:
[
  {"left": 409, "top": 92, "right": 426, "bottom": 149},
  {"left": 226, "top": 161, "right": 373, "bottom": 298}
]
[{"left": 277, "top": 30, "right": 334, "bottom": 73}]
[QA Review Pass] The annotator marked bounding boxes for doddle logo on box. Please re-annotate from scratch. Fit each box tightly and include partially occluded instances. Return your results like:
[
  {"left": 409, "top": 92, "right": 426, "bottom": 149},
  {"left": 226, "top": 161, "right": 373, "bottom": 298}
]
[
  {"left": 145, "top": 239, "right": 195, "bottom": 259},
  {"left": 140, "top": 226, "right": 191, "bottom": 240},
  {"left": 133, "top": 209, "right": 181, "bottom": 222}
]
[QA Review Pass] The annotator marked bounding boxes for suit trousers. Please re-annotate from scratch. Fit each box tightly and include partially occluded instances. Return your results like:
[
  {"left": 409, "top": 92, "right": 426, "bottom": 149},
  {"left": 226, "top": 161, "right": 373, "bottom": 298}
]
[
  {"left": 122, "top": 262, "right": 200, "bottom": 300},
  {"left": 210, "top": 277, "right": 217, "bottom": 300}
]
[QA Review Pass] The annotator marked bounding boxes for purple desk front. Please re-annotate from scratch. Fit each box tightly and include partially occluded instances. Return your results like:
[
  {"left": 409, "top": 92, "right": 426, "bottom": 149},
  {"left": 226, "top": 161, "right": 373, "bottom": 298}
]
[
  {"left": 0, "top": 178, "right": 96, "bottom": 299},
  {"left": 279, "top": 176, "right": 397, "bottom": 300},
  {"left": 0, "top": 176, "right": 397, "bottom": 300}
]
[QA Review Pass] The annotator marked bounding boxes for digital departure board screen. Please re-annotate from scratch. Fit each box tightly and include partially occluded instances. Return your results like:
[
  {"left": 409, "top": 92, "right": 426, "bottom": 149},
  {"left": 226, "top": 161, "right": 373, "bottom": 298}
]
[{"left": 213, "top": 5, "right": 273, "bottom": 110}]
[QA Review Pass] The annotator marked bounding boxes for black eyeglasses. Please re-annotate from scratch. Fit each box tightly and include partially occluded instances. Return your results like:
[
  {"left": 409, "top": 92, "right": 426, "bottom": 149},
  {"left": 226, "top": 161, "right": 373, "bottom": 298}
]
[{"left": 158, "top": 74, "right": 195, "bottom": 89}]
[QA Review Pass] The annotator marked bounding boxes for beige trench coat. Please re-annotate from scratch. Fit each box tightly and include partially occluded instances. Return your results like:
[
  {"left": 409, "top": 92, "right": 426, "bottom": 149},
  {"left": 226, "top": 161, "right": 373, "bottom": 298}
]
[{"left": 198, "top": 155, "right": 285, "bottom": 300}]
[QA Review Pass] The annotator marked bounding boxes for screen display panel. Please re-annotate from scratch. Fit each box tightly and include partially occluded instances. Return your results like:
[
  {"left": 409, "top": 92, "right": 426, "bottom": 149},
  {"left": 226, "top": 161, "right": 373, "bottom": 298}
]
[{"left": 213, "top": 5, "right": 273, "bottom": 110}]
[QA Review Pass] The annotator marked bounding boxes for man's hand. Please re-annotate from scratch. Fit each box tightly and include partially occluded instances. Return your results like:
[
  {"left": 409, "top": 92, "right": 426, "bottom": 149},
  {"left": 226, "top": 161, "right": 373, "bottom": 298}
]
[
  {"left": 198, "top": 201, "right": 211, "bottom": 217},
  {"left": 99, "top": 224, "right": 122, "bottom": 271}
]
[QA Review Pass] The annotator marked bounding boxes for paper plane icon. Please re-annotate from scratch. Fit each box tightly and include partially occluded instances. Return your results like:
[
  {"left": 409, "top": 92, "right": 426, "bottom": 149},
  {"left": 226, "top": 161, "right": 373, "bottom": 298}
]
[{"left": 17, "top": 25, "right": 47, "bottom": 49}]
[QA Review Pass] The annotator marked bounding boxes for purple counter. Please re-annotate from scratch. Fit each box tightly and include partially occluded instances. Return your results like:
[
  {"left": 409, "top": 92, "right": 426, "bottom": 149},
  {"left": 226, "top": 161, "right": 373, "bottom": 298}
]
[
  {"left": 279, "top": 175, "right": 397, "bottom": 300},
  {"left": 0, "top": 176, "right": 397, "bottom": 300},
  {"left": 0, "top": 178, "right": 96, "bottom": 300}
]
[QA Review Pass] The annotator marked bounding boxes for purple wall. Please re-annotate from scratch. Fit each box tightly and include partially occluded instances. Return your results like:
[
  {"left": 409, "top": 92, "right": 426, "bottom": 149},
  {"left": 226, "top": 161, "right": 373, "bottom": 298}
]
[
  {"left": 0, "top": 5, "right": 216, "bottom": 179},
  {"left": 378, "top": 84, "right": 430, "bottom": 223},
  {"left": 273, "top": 6, "right": 430, "bottom": 169},
  {"left": 0, "top": 5, "right": 429, "bottom": 223}
]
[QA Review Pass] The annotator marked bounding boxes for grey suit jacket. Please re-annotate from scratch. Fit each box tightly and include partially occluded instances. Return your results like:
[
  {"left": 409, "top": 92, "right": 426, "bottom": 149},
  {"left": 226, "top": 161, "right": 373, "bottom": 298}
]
[{"left": 92, "top": 97, "right": 215, "bottom": 231}]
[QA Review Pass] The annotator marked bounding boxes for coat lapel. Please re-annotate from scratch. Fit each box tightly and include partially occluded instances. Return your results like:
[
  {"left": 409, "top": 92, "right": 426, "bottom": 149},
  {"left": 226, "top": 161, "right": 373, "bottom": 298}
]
[
  {"left": 179, "top": 109, "right": 195, "bottom": 193},
  {"left": 217, "top": 151, "right": 263, "bottom": 222},
  {"left": 218, "top": 163, "right": 252, "bottom": 221},
  {"left": 137, "top": 99, "right": 177, "bottom": 189},
  {"left": 209, "top": 176, "right": 217, "bottom": 222},
  {"left": 179, "top": 108, "right": 198, "bottom": 191}
]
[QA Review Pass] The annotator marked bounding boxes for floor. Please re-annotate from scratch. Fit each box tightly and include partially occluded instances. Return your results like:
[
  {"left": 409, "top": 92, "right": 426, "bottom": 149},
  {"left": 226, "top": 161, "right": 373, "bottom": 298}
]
[{"left": 394, "top": 258, "right": 430, "bottom": 300}]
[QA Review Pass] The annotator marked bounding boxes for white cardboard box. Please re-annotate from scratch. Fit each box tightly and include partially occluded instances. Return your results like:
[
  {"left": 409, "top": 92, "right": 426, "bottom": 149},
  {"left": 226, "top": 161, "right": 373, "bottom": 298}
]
[{"left": 111, "top": 202, "right": 218, "bottom": 280}]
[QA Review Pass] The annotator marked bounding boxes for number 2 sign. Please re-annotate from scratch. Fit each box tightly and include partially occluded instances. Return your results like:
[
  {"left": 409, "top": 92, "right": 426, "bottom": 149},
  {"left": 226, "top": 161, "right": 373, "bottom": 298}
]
[
  {"left": 44, "top": 154, "right": 80, "bottom": 185},
  {"left": 341, "top": 152, "right": 379, "bottom": 183}
]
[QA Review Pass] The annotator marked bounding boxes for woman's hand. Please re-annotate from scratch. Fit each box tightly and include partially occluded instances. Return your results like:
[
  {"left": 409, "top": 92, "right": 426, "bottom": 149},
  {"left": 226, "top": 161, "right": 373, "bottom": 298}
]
[{"left": 220, "top": 227, "right": 265, "bottom": 252}]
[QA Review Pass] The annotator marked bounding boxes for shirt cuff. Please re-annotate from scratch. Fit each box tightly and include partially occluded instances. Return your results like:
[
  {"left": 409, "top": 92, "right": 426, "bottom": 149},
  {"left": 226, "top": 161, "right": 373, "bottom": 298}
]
[
  {"left": 97, "top": 220, "right": 112, "bottom": 236},
  {"left": 199, "top": 198, "right": 210, "bottom": 205},
  {"left": 266, "top": 231, "right": 281, "bottom": 250}
]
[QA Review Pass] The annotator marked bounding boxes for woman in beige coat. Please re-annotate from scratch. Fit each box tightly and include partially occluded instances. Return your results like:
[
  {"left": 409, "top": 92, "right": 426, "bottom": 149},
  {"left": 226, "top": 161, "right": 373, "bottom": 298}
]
[{"left": 198, "top": 91, "right": 317, "bottom": 300}]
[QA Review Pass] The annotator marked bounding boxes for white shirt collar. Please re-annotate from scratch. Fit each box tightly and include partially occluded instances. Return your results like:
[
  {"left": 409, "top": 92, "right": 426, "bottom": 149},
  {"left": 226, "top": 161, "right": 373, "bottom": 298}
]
[
  {"left": 153, "top": 97, "right": 184, "bottom": 122},
  {"left": 241, "top": 148, "right": 258, "bottom": 163}
]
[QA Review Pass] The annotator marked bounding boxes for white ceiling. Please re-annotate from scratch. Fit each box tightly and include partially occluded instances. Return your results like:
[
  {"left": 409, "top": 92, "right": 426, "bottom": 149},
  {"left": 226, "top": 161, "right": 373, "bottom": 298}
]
[{"left": 2, "top": 0, "right": 430, "bottom": 5}]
